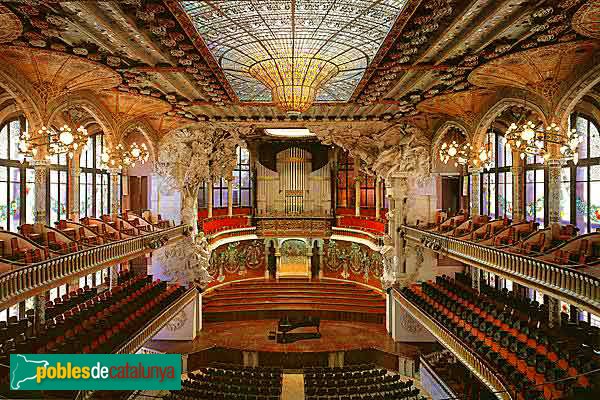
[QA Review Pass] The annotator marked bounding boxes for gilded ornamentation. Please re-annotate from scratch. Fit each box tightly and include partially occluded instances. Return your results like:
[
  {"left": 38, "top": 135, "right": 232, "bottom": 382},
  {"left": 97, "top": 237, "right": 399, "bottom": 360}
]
[
  {"left": 256, "top": 219, "right": 331, "bottom": 237},
  {"left": 572, "top": 2, "right": 600, "bottom": 39},
  {"left": 0, "top": 5, "right": 22, "bottom": 44},
  {"left": 209, "top": 240, "right": 265, "bottom": 278},
  {"left": 324, "top": 239, "right": 383, "bottom": 282}
]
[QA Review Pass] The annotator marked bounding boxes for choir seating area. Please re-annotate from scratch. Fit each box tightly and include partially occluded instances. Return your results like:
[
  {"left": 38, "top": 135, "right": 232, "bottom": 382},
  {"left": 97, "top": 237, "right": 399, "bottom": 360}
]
[
  {"left": 164, "top": 365, "right": 283, "bottom": 400},
  {"left": 203, "top": 279, "right": 385, "bottom": 324},
  {"left": 304, "top": 365, "right": 423, "bottom": 400},
  {"left": 399, "top": 273, "right": 600, "bottom": 400}
]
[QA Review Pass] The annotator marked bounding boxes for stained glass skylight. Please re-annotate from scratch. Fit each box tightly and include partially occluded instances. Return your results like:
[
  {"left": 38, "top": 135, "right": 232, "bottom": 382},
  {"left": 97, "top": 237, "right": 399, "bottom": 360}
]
[{"left": 180, "top": 0, "right": 408, "bottom": 102}]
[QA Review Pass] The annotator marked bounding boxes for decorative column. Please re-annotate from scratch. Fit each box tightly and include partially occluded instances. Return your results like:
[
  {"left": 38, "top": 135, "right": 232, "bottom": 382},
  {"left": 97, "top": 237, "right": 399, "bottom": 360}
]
[
  {"left": 511, "top": 155, "right": 524, "bottom": 222},
  {"left": 68, "top": 156, "right": 81, "bottom": 221},
  {"left": 109, "top": 264, "right": 119, "bottom": 290},
  {"left": 32, "top": 159, "right": 50, "bottom": 224},
  {"left": 375, "top": 176, "right": 381, "bottom": 219},
  {"left": 547, "top": 159, "right": 562, "bottom": 224},
  {"left": 227, "top": 177, "right": 233, "bottom": 217},
  {"left": 354, "top": 158, "right": 360, "bottom": 216},
  {"left": 207, "top": 180, "right": 213, "bottom": 218},
  {"left": 109, "top": 168, "right": 120, "bottom": 219},
  {"left": 470, "top": 168, "right": 481, "bottom": 217},
  {"left": 471, "top": 266, "right": 481, "bottom": 293},
  {"left": 33, "top": 294, "right": 46, "bottom": 334}
]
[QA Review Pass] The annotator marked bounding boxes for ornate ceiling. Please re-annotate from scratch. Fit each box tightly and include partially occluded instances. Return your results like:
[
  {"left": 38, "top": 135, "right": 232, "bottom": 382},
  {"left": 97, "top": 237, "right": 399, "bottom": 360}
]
[
  {"left": 180, "top": 0, "right": 408, "bottom": 102},
  {"left": 0, "top": 0, "right": 596, "bottom": 128}
]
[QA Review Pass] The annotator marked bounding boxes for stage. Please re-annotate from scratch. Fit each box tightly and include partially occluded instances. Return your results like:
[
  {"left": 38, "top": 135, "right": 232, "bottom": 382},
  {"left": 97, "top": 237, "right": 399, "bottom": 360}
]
[{"left": 145, "top": 320, "right": 437, "bottom": 371}]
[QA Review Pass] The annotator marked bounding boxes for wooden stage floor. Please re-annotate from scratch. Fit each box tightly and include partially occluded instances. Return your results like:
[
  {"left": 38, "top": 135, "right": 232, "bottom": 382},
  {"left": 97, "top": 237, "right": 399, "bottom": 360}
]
[{"left": 146, "top": 320, "right": 428, "bottom": 358}]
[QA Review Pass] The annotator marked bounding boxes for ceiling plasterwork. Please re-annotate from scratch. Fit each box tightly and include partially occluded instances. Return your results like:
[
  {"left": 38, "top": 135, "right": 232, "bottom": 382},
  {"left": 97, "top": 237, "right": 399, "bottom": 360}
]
[
  {"left": 572, "top": 2, "right": 600, "bottom": 39},
  {"left": 416, "top": 88, "right": 497, "bottom": 127},
  {"left": 0, "top": 5, "right": 22, "bottom": 44},
  {"left": 468, "top": 40, "right": 600, "bottom": 105}
]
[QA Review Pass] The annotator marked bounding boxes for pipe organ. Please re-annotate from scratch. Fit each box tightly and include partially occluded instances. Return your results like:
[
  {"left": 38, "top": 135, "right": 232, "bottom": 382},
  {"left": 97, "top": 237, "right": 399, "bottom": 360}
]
[{"left": 256, "top": 147, "right": 331, "bottom": 215}]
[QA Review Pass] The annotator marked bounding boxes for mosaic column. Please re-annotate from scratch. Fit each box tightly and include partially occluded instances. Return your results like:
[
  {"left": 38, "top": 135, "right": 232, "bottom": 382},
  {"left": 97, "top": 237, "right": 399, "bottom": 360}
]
[
  {"left": 109, "top": 168, "right": 120, "bottom": 219},
  {"left": 227, "top": 178, "right": 233, "bottom": 217},
  {"left": 354, "top": 158, "right": 361, "bottom": 216},
  {"left": 32, "top": 159, "right": 50, "bottom": 224},
  {"left": 547, "top": 159, "right": 562, "bottom": 224},
  {"left": 470, "top": 168, "right": 481, "bottom": 217},
  {"left": 207, "top": 180, "right": 213, "bottom": 218},
  {"left": 375, "top": 176, "right": 381, "bottom": 219},
  {"left": 68, "top": 157, "right": 81, "bottom": 221},
  {"left": 33, "top": 294, "right": 45, "bottom": 334},
  {"left": 547, "top": 295, "right": 561, "bottom": 328},
  {"left": 471, "top": 266, "right": 481, "bottom": 293},
  {"left": 511, "top": 159, "right": 524, "bottom": 222}
]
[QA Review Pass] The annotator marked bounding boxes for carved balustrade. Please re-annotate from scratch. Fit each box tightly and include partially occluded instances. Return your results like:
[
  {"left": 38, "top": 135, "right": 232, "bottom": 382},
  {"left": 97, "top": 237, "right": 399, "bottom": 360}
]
[
  {"left": 402, "top": 225, "right": 600, "bottom": 316},
  {"left": 394, "top": 289, "right": 512, "bottom": 400},
  {"left": 0, "top": 224, "right": 188, "bottom": 310}
]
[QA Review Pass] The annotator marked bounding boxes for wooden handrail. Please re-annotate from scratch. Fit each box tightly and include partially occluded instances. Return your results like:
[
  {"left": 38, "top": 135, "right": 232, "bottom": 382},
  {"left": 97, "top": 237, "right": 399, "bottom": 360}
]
[
  {"left": 394, "top": 288, "right": 512, "bottom": 400},
  {"left": 402, "top": 225, "right": 600, "bottom": 316},
  {"left": 0, "top": 225, "right": 188, "bottom": 310},
  {"left": 115, "top": 286, "right": 196, "bottom": 354}
]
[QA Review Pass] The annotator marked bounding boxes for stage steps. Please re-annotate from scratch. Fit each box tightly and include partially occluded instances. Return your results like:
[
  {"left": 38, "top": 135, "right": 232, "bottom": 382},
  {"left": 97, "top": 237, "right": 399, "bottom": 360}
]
[{"left": 202, "top": 279, "right": 385, "bottom": 324}]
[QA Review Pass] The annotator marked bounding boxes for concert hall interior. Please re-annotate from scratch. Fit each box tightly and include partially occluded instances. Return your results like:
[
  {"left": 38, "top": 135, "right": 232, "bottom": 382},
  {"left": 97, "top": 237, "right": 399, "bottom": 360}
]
[{"left": 0, "top": 0, "right": 599, "bottom": 399}]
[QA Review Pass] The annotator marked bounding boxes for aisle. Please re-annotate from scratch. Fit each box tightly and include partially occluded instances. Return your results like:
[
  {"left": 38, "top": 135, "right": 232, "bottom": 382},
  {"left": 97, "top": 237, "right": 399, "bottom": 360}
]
[{"left": 281, "top": 373, "right": 305, "bottom": 400}]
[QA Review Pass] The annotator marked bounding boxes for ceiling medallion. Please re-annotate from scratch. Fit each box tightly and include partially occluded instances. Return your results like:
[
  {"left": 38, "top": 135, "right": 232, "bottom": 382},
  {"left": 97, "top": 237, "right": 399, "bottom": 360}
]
[
  {"left": 18, "top": 125, "right": 89, "bottom": 161},
  {"left": 101, "top": 142, "right": 150, "bottom": 170}
]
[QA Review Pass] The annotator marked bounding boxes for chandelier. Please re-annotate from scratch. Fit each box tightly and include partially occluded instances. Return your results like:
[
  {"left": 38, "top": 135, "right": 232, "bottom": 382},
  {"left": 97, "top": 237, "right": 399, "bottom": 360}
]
[
  {"left": 18, "top": 124, "right": 89, "bottom": 160},
  {"left": 439, "top": 140, "right": 473, "bottom": 167},
  {"left": 101, "top": 142, "right": 149, "bottom": 170},
  {"left": 505, "top": 119, "right": 582, "bottom": 163},
  {"left": 248, "top": 54, "right": 339, "bottom": 115},
  {"left": 471, "top": 128, "right": 494, "bottom": 170}
]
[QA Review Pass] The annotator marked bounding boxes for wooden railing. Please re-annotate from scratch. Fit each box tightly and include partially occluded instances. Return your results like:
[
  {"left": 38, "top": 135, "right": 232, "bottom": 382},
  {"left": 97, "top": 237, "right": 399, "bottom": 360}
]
[
  {"left": 402, "top": 225, "right": 600, "bottom": 316},
  {"left": 115, "top": 286, "right": 196, "bottom": 354},
  {"left": 76, "top": 287, "right": 196, "bottom": 400},
  {"left": 394, "top": 289, "right": 512, "bottom": 400},
  {"left": 0, "top": 225, "right": 188, "bottom": 310}
]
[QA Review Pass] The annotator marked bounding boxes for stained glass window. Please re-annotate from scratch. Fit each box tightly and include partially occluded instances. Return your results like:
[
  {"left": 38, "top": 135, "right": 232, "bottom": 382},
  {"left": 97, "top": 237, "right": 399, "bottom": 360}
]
[
  {"left": 563, "top": 114, "right": 600, "bottom": 233},
  {"left": 525, "top": 168, "right": 545, "bottom": 227},
  {"left": 481, "top": 130, "right": 514, "bottom": 218},
  {"left": 181, "top": 0, "right": 408, "bottom": 102},
  {"left": 79, "top": 133, "right": 113, "bottom": 218},
  {"left": 213, "top": 178, "right": 228, "bottom": 209},
  {"left": 0, "top": 117, "right": 34, "bottom": 231},
  {"left": 198, "top": 182, "right": 208, "bottom": 209},
  {"left": 49, "top": 148, "right": 68, "bottom": 225},
  {"left": 233, "top": 147, "right": 252, "bottom": 207},
  {"left": 336, "top": 152, "right": 355, "bottom": 208}
]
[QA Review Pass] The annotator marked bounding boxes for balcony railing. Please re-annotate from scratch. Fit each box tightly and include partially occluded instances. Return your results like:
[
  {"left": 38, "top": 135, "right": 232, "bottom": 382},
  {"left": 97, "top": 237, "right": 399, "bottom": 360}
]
[
  {"left": 402, "top": 225, "right": 600, "bottom": 316},
  {"left": 394, "top": 289, "right": 512, "bottom": 400},
  {"left": 115, "top": 286, "right": 197, "bottom": 354},
  {"left": 0, "top": 224, "right": 188, "bottom": 310}
]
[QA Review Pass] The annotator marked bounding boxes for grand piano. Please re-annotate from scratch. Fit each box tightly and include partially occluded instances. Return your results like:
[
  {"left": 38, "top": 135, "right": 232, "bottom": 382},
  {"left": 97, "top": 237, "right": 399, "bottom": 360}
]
[{"left": 275, "top": 316, "right": 321, "bottom": 343}]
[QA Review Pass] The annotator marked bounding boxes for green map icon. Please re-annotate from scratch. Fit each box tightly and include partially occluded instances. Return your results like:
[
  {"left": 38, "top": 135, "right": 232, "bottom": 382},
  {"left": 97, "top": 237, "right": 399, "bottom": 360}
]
[{"left": 10, "top": 354, "right": 49, "bottom": 390}]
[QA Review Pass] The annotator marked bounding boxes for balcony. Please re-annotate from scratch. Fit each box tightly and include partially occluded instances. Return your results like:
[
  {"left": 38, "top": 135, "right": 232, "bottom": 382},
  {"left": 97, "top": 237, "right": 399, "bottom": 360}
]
[
  {"left": 401, "top": 225, "right": 600, "bottom": 316},
  {"left": 394, "top": 288, "right": 512, "bottom": 400},
  {"left": 0, "top": 224, "right": 188, "bottom": 310}
]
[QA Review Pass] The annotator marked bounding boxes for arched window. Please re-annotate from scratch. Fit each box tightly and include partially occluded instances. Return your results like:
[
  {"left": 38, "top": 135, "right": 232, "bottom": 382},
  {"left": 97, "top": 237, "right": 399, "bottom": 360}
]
[
  {"left": 0, "top": 117, "right": 35, "bottom": 231},
  {"left": 48, "top": 151, "right": 68, "bottom": 224},
  {"left": 79, "top": 133, "right": 112, "bottom": 217},
  {"left": 524, "top": 153, "right": 545, "bottom": 227},
  {"left": 336, "top": 151, "right": 354, "bottom": 208},
  {"left": 561, "top": 113, "right": 600, "bottom": 233},
  {"left": 232, "top": 147, "right": 252, "bottom": 207},
  {"left": 480, "top": 130, "right": 513, "bottom": 219}
]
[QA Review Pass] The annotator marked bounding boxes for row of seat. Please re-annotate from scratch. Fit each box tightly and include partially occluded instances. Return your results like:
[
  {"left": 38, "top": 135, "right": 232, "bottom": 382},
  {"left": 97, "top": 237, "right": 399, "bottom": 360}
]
[
  {"left": 304, "top": 366, "right": 422, "bottom": 400},
  {"left": 401, "top": 277, "right": 599, "bottom": 400},
  {"left": 164, "top": 366, "right": 284, "bottom": 400}
]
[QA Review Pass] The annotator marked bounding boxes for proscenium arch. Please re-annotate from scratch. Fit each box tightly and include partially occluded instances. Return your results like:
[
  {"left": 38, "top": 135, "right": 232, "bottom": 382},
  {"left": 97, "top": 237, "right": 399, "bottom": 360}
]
[{"left": 472, "top": 97, "right": 548, "bottom": 151}]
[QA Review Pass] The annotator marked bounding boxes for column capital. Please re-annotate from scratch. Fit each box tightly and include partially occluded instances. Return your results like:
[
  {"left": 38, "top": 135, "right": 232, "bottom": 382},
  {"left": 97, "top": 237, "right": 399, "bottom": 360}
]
[
  {"left": 30, "top": 158, "right": 51, "bottom": 168},
  {"left": 108, "top": 167, "right": 121, "bottom": 176}
]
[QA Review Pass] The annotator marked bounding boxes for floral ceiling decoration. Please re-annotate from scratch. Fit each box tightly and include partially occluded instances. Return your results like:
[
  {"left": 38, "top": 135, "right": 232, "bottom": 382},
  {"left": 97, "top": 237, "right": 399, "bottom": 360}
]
[
  {"left": 179, "top": 0, "right": 409, "bottom": 105},
  {"left": 572, "top": 2, "right": 600, "bottom": 39},
  {"left": 0, "top": 5, "right": 22, "bottom": 44}
]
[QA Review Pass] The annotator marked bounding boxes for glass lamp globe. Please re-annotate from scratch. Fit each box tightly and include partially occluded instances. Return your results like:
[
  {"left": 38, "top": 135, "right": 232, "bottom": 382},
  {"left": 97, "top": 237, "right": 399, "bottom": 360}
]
[
  {"left": 131, "top": 147, "right": 141, "bottom": 158},
  {"left": 101, "top": 152, "right": 110, "bottom": 163},
  {"left": 448, "top": 146, "right": 457, "bottom": 157},
  {"left": 479, "top": 150, "right": 487, "bottom": 162},
  {"left": 60, "top": 130, "right": 74, "bottom": 145},
  {"left": 521, "top": 126, "right": 535, "bottom": 141}
]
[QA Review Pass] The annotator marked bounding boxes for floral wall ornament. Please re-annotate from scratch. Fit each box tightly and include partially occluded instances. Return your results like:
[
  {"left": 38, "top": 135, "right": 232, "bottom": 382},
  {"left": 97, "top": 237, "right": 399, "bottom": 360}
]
[{"left": 156, "top": 232, "right": 212, "bottom": 288}]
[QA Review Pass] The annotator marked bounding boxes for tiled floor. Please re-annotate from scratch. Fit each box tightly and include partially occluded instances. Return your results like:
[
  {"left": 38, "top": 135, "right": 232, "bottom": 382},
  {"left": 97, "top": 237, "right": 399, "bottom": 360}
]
[
  {"left": 282, "top": 373, "right": 305, "bottom": 400},
  {"left": 147, "top": 319, "right": 425, "bottom": 358}
]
